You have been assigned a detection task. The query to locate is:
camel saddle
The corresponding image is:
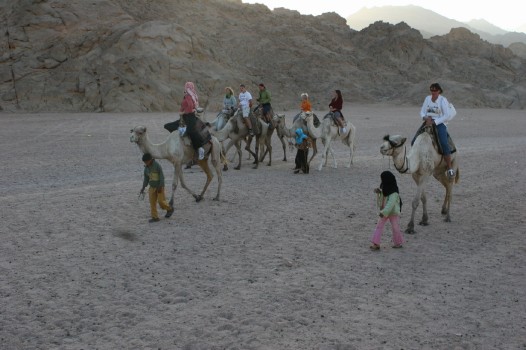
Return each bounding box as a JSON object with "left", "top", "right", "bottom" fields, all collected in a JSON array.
[
  {"left": 414, "top": 122, "right": 456, "bottom": 155},
  {"left": 323, "top": 111, "right": 344, "bottom": 122}
]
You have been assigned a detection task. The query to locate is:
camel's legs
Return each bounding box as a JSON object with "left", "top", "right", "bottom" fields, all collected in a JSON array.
[
  {"left": 346, "top": 129, "right": 355, "bottom": 168},
  {"left": 318, "top": 139, "right": 327, "bottom": 171},
  {"left": 260, "top": 137, "right": 272, "bottom": 166},
  {"left": 225, "top": 139, "right": 243, "bottom": 170},
  {"left": 329, "top": 144, "right": 337, "bottom": 168},
  {"left": 212, "top": 161, "right": 222, "bottom": 201},
  {"left": 174, "top": 161, "right": 199, "bottom": 201},
  {"left": 196, "top": 160, "right": 213, "bottom": 202},
  {"left": 169, "top": 163, "right": 180, "bottom": 206},
  {"left": 435, "top": 173, "right": 453, "bottom": 222},
  {"left": 407, "top": 174, "right": 430, "bottom": 234},
  {"left": 308, "top": 140, "right": 318, "bottom": 166},
  {"left": 419, "top": 188, "right": 429, "bottom": 226},
  {"left": 407, "top": 176, "right": 421, "bottom": 234},
  {"left": 253, "top": 136, "right": 260, "bottom": 169},
  {"left": 318, "top": 138, "right": 335, "bottom": 171},
  {"left": 244, "top": 135, "right": 259, "bottom": 168},
  {"left": 279, "top": 135, "right": 287, "bottom": 161}
]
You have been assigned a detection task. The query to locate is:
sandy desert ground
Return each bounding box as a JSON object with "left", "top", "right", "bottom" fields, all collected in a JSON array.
[{"left": 1, "top": 105, "right": 525, "bottom": 349}]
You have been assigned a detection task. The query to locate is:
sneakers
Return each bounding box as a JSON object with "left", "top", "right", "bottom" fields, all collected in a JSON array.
[
  {"left": 340, "top": 127, "right": 347, "bottom": 134},
  {"left": 165, "top": 208, "right": 174, "bottom": 218},
  {"left": 198, "top": 147, "right": 205, "bottom": 160},
  {"left": 178, "top": 126, "right": 186, "bottom": 136},
  {"left": 447, "top": 168, "right": 455, "bottom": 179},
  {"left": 148, "top": 218, "right": 160, "bottom": 223},
  {"left": 248, "top": 128, "right": 254, "bottom": 136}
]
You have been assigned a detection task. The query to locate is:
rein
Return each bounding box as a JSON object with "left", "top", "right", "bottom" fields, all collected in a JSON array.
[{"left": 389, "top": 140, "right": 409, "bottom": 173}]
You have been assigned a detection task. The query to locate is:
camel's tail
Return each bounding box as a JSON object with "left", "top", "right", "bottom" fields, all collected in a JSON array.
[
  {"left": 210, "top": 135, "right": 227, "bottom": 166},
  {"left": 342, "top": 122, "right": 356, "bottom": 148}
]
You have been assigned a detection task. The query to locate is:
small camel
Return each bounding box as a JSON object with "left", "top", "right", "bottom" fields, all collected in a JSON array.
[
  {"left": 380, "top": 128, "right": 460, "bottom": 234},
  {"left": 130, "top": 125, "right": 226, "bottom": 204},
  {"left": 252, "top": 106, "right": 288, "bottom": 163},
  {"left": 274, "top": 113, "right": 322, "bottom": 167},
  {"left": 304, "top": 112, "right": 356, "bottom": 171}
]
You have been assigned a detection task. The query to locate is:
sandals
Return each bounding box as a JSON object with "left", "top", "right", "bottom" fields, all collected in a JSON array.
[
  {"left": 369, "top": 244, "right": 380, "bottom": 251},
  {"left": 392, "top": 244, "right": 403, "bottom": 249}
]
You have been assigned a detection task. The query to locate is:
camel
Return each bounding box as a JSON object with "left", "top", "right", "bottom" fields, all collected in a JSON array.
[
  {"left": 251, "top": 106, "right": 288, "bottom": 162},
  {"left": 209, "top": 109, "right": 271, "bottom": 169},
  {"left": 304, "top": 112, "right": 356, "bottom": 171},
  {"left": 130, "top": 125, "right": 226, "bottom": 204},
  {"left": 380, "top": 128, "right": 460, "bottom": 234},
  {"left": 207, "top": 109, "right": 235, "bottom": 132},
  {"left": 274, "top": 113, "right": 323, "bottom": 167}
]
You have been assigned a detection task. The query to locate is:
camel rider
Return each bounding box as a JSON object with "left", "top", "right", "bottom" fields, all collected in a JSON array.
[
  {"left": 256, "top": 83, "right": 272, "bottom": 126},
  {"left": 419, "top": 82, "right": 455, "bottom": 179},
  {"left": 329, "top": 89, "right": 346, "bottom": 134},
  {"left": 222, "top": 87, "right": 237, "bottom": 117},
  {"left": 179, "top": 81, "right": 211, "bottom": 160},
  {"left": 238, "top": 84, "right": 254, "bottom": 136}
]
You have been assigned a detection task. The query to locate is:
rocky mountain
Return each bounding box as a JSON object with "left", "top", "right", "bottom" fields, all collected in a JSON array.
[
  {"left": 0, "top": 0, "right": 525, "bottom": 113},
  {"left": 347, "top": 5, "right": 526, "bottom": 49}
]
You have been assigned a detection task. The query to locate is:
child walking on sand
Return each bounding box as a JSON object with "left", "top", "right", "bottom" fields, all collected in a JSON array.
[
  {"left": 140, "top": 153, "right": 174, "bottom": 222},
  {"left": 370, "top": 170, "right": 404, "bottom": 250}
]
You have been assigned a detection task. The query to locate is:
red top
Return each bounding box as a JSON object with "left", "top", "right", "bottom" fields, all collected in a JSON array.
[
  {"left": 180, "top": 94, "right": 195, "bottom": 114},
  {"left": 329, "top": 97, "right": 342, "bottom": 111}
]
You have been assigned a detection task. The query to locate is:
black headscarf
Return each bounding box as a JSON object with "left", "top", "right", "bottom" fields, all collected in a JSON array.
[
  {"left": 380, "top": 171, "right": 398, "bottom": 195},
  {"left": 380, "top": 170, "right": 402, "bottom": 211}
]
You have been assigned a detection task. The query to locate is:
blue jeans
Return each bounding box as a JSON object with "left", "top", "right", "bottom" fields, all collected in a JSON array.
[
  {"left": 436, "top": 123, "right": 451, "bottom": 155},
  {"left": 262, "top": 103, "right": 271, "bottom": 117}
]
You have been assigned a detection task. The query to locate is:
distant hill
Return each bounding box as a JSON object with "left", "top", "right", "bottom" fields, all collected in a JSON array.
[
  {"left": 347, "top": 5, "right": 526, "bottom": 50},
  {"left": 0, "top": 0, "right": 525, "bottom": 112}
]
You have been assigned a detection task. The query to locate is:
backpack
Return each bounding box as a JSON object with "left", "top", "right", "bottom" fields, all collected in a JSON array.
[{"left": 448, "top": 103, "right": 456, "bottom": 121}]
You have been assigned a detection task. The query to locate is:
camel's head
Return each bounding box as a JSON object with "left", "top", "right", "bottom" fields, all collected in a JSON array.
[
  {"left": 302, "top": 111, "right": 313, "bottom": 120},
  {"left": 273, "top": 114, "right": 285, "bottom": 127},
  {"left": 130, "top": 125, "right": 147, "bottom": 144},
  {"left": 380, "top": 134, "right": 407, "bottom": 156}
]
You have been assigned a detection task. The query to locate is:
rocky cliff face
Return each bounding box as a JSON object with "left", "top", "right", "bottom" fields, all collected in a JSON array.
[{"left": 1, "top": 0, "right": 525, "bottom": 112}]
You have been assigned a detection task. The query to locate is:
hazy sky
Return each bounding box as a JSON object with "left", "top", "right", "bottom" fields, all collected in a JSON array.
[{"left": 243, "top": 0, "right": 524, "bottom": 32}]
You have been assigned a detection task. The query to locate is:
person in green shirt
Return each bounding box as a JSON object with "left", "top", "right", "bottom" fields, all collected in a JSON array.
[
  {"left": 256, "top": 83, "right": 272, "bottom": 125},
  {"left": 140, "top": 153, "right": 174, "bottom": 222}
]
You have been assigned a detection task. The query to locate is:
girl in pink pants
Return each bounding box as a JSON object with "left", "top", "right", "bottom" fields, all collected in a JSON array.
[{"left": 370, "top": 171, "right": 404, "bottom": 250}]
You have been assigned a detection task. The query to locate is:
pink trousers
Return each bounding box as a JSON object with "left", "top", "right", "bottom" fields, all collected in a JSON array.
[{"left": 371, "top": 215, "right": 404, "bottom": 246}]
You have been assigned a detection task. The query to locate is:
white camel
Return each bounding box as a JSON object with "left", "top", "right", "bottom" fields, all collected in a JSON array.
[
  {"left": 130, "top": 125, "right": 226, "bottom": 203},
  {"left": 380, "top": 128, "right": 459, "bottom": 234},
  {"left": 274, "top": 113, "right": 322, "bottom": 167},
  {"left": 304, "top": 112, "right": 356, "bottom": 171}
]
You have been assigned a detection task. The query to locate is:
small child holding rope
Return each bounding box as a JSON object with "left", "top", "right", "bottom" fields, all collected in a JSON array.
[
  {"left": 370, "top": 170, "right": 404, "bottom": 250},
  {"left": 140, "top": 153, "right": 174, "bottom": 222}
]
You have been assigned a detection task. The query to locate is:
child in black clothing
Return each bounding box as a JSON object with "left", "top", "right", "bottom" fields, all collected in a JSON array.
[{"left": 294, "top": 128, "right": 311, "bottom": 174}]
